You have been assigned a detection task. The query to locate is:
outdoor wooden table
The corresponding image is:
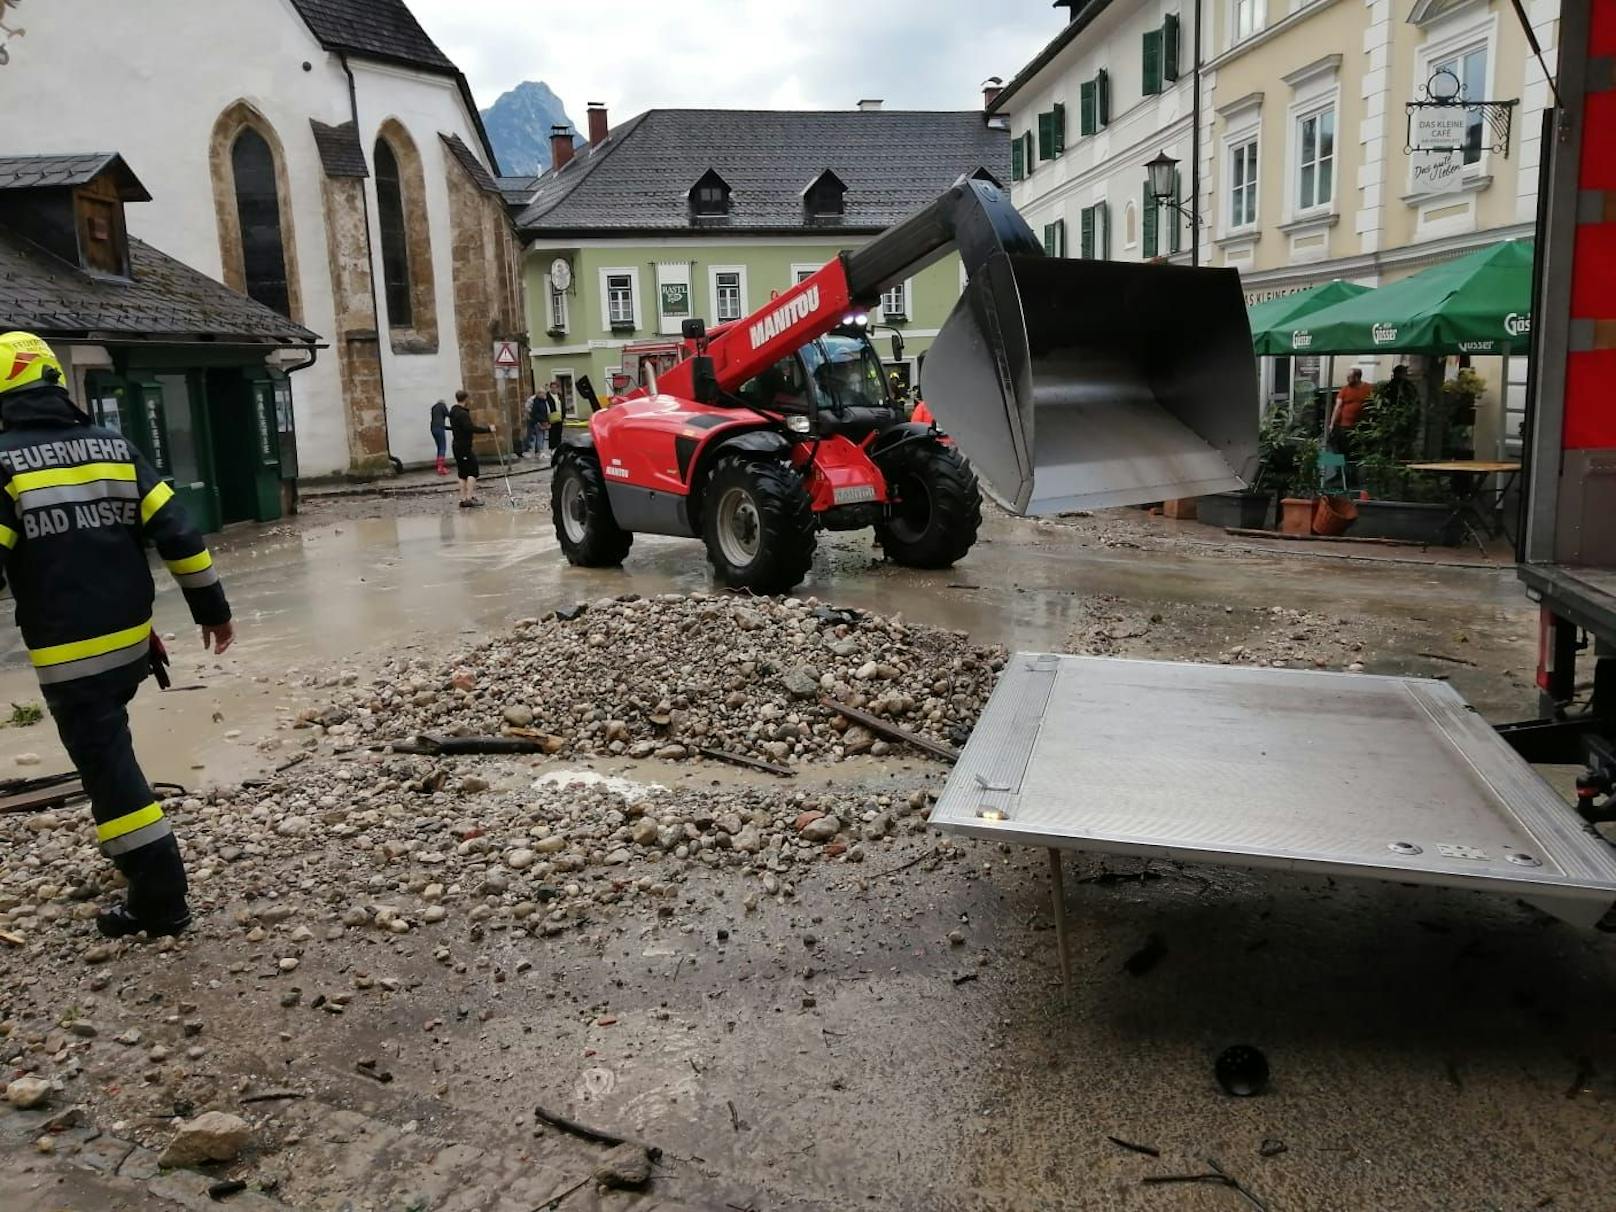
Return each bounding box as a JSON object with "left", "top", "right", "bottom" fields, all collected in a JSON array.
[{"left": 1405, "top": 460, "right": 1522, "bottom": 552}]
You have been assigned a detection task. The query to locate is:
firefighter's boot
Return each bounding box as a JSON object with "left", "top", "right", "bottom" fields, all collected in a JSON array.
[{"left": 97, "top": 832, "right": 191, "bottom": 938}]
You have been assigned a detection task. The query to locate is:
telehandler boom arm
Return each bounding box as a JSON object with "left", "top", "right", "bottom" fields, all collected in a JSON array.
[{"left": 660, "top": 177, "right": 1259, "bottom": 515}]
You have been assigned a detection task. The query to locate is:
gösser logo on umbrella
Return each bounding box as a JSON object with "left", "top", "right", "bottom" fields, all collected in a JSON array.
[{"left": 1245, "top": 239, "right": 1533, "bottom": 356}]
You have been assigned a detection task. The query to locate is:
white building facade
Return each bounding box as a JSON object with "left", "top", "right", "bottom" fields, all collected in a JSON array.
[
  {"left": 994, "top": 0, "right": 1560, "bottom": 455},
  {"left": 2, "top": 0, "right": 527, "bottom": 478},
  {"left": 994, "top": 1, "right": 1198, "bottom": 267}
]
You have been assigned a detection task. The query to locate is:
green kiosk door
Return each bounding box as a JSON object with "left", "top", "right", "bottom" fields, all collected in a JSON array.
[
  {"left": 206, "top": 369, "right": 283, "bottom": 524},
  {"left": 134, "top": 375, "right": 220, "bottom": 534}
]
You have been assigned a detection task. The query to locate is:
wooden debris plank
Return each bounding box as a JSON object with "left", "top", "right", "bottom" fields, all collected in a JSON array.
[{"left": 819, "top": 697, "right": 959, "bottom": 763}]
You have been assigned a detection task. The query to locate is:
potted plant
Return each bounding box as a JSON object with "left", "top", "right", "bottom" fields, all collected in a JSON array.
[
  {"left": 1279, "top": 437, "right": 1319, "bottom": 535},
  {"left": 1351, "top": 379, "right": 1463, "bottom": 544},
  {"left": 1199, "top": 457, "right": 1274, "bottom": 529},
  {"left": 1201, "top": 410, "right": 1292, "bottom": 530},
  {"left": 1436, "top": 367, "right": 1486, "bottom": 460}
]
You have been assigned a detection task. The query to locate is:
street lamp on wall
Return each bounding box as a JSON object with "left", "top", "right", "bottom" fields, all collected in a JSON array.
[
  {"left": 1145, "top": 152, "right": 1179, "bottom": 208},
  {"left": 1143, "top": 150, "right": 1203, "bottom": 267}
]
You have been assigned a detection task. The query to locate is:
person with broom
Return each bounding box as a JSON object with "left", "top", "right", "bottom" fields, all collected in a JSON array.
[{"left": 448, "top": 389, "right": 494, "bottom": 509}]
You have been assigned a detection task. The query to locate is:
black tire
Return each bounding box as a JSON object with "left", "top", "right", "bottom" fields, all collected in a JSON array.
[
  {"left": 700, "top": 455, "right": 816, "bottom": 593},
  {"left": 875, "top": 440, "right": 982, "bottom": 568},
  {"left": 552, "top": 448, "right": 633, "bottom": 567}
]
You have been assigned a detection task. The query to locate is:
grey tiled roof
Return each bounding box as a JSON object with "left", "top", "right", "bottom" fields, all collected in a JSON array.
[
  {"left": 0, "top": 229, "right": 319, "bottom": 347},
  {"left": 440, "top": 133, "right": 499, "bottom": 194},
  {"left": 310, "top": 120, "right": 369, "bottom": 178},
  {"left": 0, "top": 153, "right": 151, "bottom": 200},
  {"left": 516, "top": 109, "right": 1011, "bottom": 235},
  {"left": 286, "top": 0, "right": 454, "bottom": 72},
  {"left": 495, "top": 175, "right": 539, "bottom": 208}
]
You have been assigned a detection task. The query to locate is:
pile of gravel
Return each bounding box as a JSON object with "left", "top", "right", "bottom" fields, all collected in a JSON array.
[
  {"left": 307, "top": 593, "right": 1005, "bottom": 766},
  {"left": 0, "top": 754, "right": 948, "bottom": 955}
]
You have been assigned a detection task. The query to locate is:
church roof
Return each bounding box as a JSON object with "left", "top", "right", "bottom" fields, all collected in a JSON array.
[
  {"left": 286, "top": 0, "right": 502, "bottom": 175},
  {"left": 309, "top": 121, "right": 370, "bottom": 179},
  {"left": 440, "top": 133, "right": 500, "bottom": 194},
  {"left": 286, "top": 0, "right": 455, "bottom": 73}
]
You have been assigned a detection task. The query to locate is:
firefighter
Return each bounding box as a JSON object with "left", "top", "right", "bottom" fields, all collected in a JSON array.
[{"left": 0, "top": 332, "right": 234, "bottom": 939}]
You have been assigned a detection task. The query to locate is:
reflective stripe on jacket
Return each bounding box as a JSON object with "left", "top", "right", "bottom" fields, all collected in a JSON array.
[{"left": 0, "top": 385, "right": 230, "bottom": 688}]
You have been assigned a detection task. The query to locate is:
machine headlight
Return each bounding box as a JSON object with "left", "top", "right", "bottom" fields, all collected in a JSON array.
[{"left": 785, "top": 415, "right": 812, "bottom": 433}]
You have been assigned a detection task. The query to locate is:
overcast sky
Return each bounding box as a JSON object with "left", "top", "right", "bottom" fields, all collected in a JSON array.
[{"left": 410, "top": 1, "right": 1059, "bottom": 118}]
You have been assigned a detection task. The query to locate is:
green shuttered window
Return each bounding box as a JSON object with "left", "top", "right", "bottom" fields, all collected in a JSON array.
[
  {"left": 1142, "top": 183, "right": 1158, "bottom": 257},
  {"left": 1143, "top": 29, "right": 1163, "bottom": 96}
]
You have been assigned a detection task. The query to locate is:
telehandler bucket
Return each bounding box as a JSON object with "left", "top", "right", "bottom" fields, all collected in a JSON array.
[{"left": 921, "top": 253, "right": 1259, "bottom": 516}]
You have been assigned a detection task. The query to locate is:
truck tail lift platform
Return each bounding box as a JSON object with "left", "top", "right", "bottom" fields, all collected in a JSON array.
[
  {"left": 932, "top": 656, "right": 1616, "bottom": 977},
  {"left": 931, "top": 0, "right": 1616, "bottom": 970}
]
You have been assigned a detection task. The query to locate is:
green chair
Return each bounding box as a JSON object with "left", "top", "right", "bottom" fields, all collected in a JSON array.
[{"left": 1318, "top": 450, "right": 1350, "bottom": 494}]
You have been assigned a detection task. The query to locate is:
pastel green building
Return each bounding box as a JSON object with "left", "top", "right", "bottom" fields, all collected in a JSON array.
[{"left": 510, "top": 104, "right": 1010, "bottom": 414}]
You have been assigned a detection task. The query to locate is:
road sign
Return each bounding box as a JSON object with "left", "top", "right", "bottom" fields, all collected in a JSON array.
[{"left": 493, "top": 340, "right": 520, "bottom": 369}]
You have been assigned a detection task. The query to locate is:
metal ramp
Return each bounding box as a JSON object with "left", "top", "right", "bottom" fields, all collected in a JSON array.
[{"left": 931, "top": 654, "right": 1616, "bottom": 929}]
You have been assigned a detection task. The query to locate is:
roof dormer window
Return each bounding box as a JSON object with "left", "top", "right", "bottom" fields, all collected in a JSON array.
[
  {"left": 689, "top": 169, "right": 731, "bottom": 217},
  {"left": 74, "top": 182, "right": 130, "bottom": 277},
  {"left": 802, "top": 169, "right": 846, "bottom": 220},
  {"left": 0, "top": 154, "right": 146, "bottom": 278}
]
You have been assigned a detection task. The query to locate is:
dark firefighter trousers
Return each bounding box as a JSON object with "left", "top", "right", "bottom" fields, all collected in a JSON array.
[{"left": 45, "top": 673, "right": 189, "bottom": 926}]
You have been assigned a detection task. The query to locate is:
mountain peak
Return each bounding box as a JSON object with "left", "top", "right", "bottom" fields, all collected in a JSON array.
[{"left": 481, "top": 80, "right": 580, "bottom": 175}]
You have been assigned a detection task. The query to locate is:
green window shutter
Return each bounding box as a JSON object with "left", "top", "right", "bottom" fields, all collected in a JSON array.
[
  {"left": 1079, "top": 81, "right": 1096, "bottom": 138},
  {"left": 1080, "top": 207, "right": 1095, "bottom": 259},
  {"left": 1142, "top": 29, "right": 1163, "bottom": 96},
  {"left": 1100, "top": 202, "right": 1111, "bottom": 259},
  {"left": 1142, "top": 183, "right": 1159, "bottom": 257},
  {"left": 1163, "top": 15, "right": 1180, "bottom": 82},
  {"left": 1042, "top": 222, "right": 1055, "bottom": 256},
  {"left": 1097, "top": 69, "right": 1111, "bottom": 127},
  {"left": 1058, "top": 218, "right": 1068, "bottom": 257},
  {"left": 1037, "top": 111, "right": 1053, "bottom": 161},
  {"left": 1012, "top": 136, "right": 1024, "bottom": 181},
  {"left": 1052, "top": 102, "right": 1066, "bottom": 154},
  {"left": 1169, "top": 169, "right": 1183, "bottom": 254}
]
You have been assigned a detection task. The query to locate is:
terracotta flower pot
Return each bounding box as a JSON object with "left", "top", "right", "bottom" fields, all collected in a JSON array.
[
  {"left": 1279, "top": 497, "right": 1315, "bottom": 535},
  {"left": 1312, "top": 494, "right": 1359, "bottom": 537}
]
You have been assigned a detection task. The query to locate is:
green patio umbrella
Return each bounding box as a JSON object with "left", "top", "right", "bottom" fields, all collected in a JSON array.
[
  {"left": 1247, "top": 280, "right": 1372, "bottom": 355},
  {"left": 1283, "top": 240, "right": 1534, "bottom": 356}
]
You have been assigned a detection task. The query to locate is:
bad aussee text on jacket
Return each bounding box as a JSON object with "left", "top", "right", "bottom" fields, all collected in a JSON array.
[{"left": 0, "top": 385, "right": 230, "bottom": 688}]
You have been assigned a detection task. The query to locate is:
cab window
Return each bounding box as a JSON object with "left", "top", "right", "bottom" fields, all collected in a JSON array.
[{"left": 736, "top": 355, "right": 811, "bottom": 413}]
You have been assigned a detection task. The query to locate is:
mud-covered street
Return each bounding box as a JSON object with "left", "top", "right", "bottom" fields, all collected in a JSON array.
[{"left": 3, "top": 483, "right": 1611, "bottom": 1212}]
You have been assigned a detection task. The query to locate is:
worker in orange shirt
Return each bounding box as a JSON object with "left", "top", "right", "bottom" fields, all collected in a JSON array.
[{"left": 1328, "top": 368, "right": 1373, "bottom": 454}]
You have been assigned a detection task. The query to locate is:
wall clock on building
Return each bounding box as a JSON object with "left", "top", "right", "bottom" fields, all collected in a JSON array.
[{"left": 550, "top": 258, "right": 572, "bottom": 291}]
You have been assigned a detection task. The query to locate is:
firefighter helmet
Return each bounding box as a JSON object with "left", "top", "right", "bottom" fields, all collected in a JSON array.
[{"left": 0, "top": 331, "right": 64, "bottom": 397}]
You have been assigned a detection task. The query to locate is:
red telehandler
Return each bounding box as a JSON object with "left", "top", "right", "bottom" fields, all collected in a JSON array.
[{"left": 552, "top": 177, "right": 1258, "bottom": 593}]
